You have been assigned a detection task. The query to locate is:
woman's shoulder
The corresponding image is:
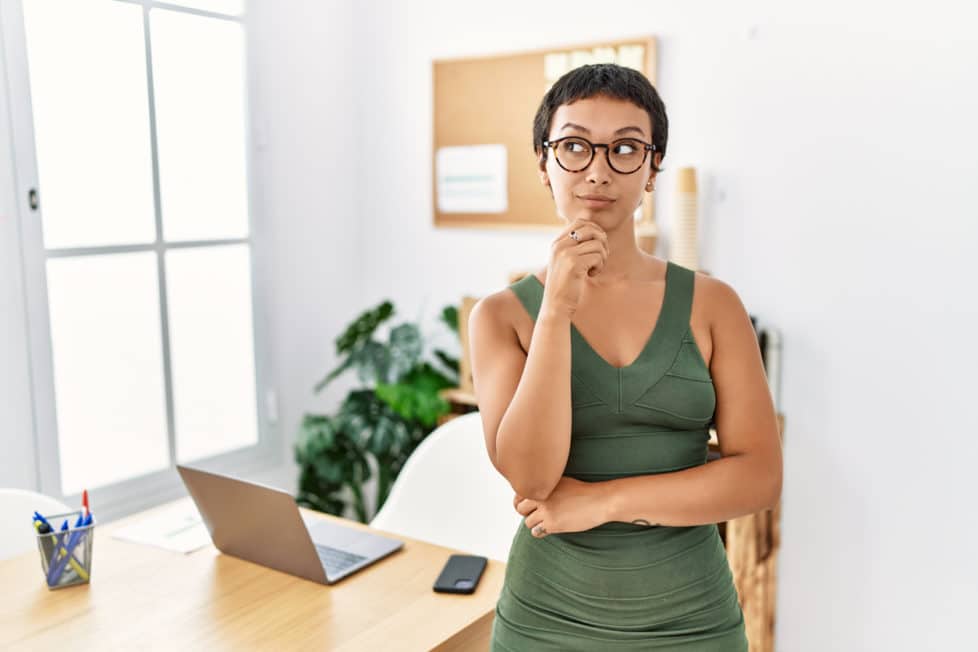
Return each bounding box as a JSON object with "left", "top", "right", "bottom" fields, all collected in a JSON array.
[
  {"left": 688, "top": 271, "right": 755, "bottom": 357},
  {"left": 471, "top": 271, "right": 548, "bottom": 352},
  {"left": 692, "top": 271, "right": 745, "bottom": 314},
  {"left": 471, "top": 273, "right": 542, "bottom": 329}
]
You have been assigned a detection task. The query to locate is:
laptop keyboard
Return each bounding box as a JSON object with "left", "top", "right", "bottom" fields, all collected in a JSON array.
[{"left": 315, "top": 544, "right": 367, "bottom": 576}]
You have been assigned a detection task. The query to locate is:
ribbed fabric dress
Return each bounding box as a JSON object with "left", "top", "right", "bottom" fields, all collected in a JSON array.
[{"left": 489, "top": 260, "right": 748, "bottom": 651}]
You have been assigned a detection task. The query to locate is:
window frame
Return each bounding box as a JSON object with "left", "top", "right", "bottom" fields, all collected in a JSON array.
[{"left": 0, "top": 0, "right": 280, "bottom": 522}]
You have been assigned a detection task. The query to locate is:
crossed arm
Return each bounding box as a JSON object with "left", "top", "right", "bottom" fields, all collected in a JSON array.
[
  {"left": 599, "top": 447, "right": 781, "bottom": 527},
  {"left": 513, "top": 276, "right": 783, "bottom": 532}
]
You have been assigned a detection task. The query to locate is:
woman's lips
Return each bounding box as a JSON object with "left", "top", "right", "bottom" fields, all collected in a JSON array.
[{"left": 578, "top": 195, "right": 615, "bottom": 208}]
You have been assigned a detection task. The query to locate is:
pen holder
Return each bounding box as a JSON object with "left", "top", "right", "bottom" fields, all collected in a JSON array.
[{"left": 36, "top": 510, "right": 95, "bottom": 590}]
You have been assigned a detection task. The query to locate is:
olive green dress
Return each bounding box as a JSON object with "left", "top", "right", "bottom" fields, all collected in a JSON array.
[{"left": 490, "top": 260, "right": 748, "bottom": 651}]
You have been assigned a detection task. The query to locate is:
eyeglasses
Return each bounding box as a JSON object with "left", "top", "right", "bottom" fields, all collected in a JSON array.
[{"left": 542, "top": 136, "right": 656, "bottom": 174}]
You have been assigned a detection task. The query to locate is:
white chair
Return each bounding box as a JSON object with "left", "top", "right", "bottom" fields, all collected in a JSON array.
[
  {"left": 370, "top": 411, "right": 523, "bottom": 562},
  {"left": 0, "top": 489, "right": 71, "bottom": 561}
]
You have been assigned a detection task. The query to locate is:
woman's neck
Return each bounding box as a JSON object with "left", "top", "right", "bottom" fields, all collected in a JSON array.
[{"left": 586, "top": 228, "right": 659, "bottom": 287}]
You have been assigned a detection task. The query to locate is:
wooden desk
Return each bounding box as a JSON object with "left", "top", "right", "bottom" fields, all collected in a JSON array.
[{"left": 0, "top": 498, "right": 505, "bottom": 651}]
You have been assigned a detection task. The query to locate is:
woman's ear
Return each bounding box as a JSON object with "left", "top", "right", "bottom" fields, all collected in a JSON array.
[
  {"left": 539, "top": 169, "right": 554, "bottom": 199},
  {"left": 650, "top": 152, "right": 662, "bottom": 178},
  {"left": 536, "top": 148, "right": 548, "bottom": 175},
  {"left": 646, "top": 153, "right": 662, "bottom": 191}
]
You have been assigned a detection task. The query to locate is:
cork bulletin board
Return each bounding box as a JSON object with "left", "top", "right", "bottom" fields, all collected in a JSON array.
[{"left": 432, "top": 36, "right": 658, "bottom": 231}]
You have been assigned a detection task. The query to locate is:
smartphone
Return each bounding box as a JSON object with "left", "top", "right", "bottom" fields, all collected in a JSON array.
[{"left": 432, "top": 554, "right": 487, "bottom": 594}]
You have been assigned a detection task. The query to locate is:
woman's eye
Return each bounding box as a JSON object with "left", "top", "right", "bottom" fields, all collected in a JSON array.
[
  {"left": 563, "top": 142, "right": 585, "bottom": 153},
  {"left": 614, "top": 143, "right": 637, "bottom": 154}
]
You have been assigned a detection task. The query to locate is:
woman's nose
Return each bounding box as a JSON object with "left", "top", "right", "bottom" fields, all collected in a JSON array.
[{"left": 584, "top": 153, "right": 613, "bottom": 184}]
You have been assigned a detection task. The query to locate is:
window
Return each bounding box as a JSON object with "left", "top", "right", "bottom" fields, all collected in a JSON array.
[{"left": 1, "top": 0, "right": 275, "bottom": 518}]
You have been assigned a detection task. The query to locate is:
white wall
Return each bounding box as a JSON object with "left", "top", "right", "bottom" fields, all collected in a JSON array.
[
  {"left": 346, "top": 1, "right": 977, "bottom": 650},
  {"left": 245, "top": 0, "right": 363, "bottom": 493}
]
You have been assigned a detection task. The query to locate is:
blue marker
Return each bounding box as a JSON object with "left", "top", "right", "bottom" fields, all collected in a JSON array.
[
  {"left": 58, "top": 520, "right": 69, "bottom": 551},
  {"left": 33, "top": 511, "right": 52, "bottom": 529},
  {"left": 47, "top": 520, "right": 84, "bottom": 586},
  {"left": 44, "top": 522, "right": 69, "bottom": 585}
]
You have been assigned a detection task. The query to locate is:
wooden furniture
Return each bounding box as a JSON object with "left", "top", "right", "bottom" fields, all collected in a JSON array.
[
  {"left": 433, "top": 36, "right": 658, "bottom": 231},
  {"left": 714, "top": 413, "right": 785, "bottom": 652},
  {"left": 0, "top": 498, "right": 505, "bottom": 651}
]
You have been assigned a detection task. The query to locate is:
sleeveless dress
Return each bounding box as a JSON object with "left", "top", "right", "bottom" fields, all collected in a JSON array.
[{"left": 489, "top": 260, "right": 749, "bottom": 651}]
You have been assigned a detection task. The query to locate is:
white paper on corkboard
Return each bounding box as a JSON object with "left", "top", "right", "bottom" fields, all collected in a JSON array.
[{"left": 436, "top": 144, "right": 508, "bottom": 213}]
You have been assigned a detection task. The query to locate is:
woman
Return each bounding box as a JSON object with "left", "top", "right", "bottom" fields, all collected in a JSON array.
[{"left": 468, "top": 63, "right": 783, "bottom": 650}]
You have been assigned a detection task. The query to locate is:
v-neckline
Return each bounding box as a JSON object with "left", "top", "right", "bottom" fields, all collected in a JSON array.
[{"left": 528, "top": 261, "right": 674, "bottom": 371}]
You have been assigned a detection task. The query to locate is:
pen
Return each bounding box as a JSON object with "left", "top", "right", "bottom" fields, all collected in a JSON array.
[
  {"left": 33, "top": 511, "right": 60, "bottom": 566},
  {"left": 33, "top": 511, "right": 51, "bottom": 529},
  {"left": 33, "top": 518, "right": 55, "bottom": 561},
  {"left": 52, "top": 521, "right": 70, "bottom": 584},
  {"left": 43, "top": 521, "right": 69, "bottom": 586},
  {"left": 34, "top": 512, "right": 70, "bottom": 563},
  {"left": 46, "top": 518, "right": 90, "bottom": 586}
]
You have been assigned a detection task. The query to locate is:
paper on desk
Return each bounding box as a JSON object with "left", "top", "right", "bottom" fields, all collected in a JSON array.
[{"left": 111, "top": 501, "right": 212, "bottom": 553}]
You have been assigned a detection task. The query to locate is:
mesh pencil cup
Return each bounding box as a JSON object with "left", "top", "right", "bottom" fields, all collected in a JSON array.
[{"left": 36, "top": 510, "right": 95, "bottom": 589}]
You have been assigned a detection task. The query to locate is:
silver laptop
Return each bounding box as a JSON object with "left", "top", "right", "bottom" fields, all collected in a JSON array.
[{"left": 176, "top": 465, "right": 403, "bottom": 584}]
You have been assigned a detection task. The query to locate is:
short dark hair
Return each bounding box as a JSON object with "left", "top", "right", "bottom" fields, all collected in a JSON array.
[{"left": 532, "top": 63, "right": 668, "bottom": 174}]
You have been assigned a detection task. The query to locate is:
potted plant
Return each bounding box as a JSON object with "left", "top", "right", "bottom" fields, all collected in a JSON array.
[{"left": 294, "top": 300, "right": 461, "bottom": 522}]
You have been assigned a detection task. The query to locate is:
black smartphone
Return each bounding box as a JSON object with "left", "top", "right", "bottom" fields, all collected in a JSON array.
[{"left": 432, "top": 554, "right": 487, "bottom": 594}]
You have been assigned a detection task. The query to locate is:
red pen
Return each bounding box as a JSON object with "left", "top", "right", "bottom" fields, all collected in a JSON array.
[{"left": 82, "top": 489, "right": 89, "bottom": 517}]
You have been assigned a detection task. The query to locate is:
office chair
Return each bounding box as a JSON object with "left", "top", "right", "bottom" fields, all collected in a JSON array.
[
  {"left": 0, "top": 489, "right": 71, "bottom": 561},
  {"left": 369, "top": 411, "right": 522, "bottom": 562}
]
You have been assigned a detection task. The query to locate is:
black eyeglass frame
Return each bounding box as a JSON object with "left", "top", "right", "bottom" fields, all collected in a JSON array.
[{"left": 541, "top": 136, "right": 657, "bottom": 174}]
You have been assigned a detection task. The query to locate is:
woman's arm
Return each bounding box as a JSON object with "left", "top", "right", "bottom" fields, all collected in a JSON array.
[
  {"left": 600, "top": 276, "right": 783, "bottom": 527},
  {"left": 469, "top": 291, "right": 573, "bottom": 502}
]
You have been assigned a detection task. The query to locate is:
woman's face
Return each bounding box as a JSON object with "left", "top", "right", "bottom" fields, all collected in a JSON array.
[{"left": 539, "top": 95, "right": 660, "bottom": 228}]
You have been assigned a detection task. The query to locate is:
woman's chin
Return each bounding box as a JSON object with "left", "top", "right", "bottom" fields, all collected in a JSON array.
[{"left": 575, "top": 209, "right": 624, "bottom": 225}]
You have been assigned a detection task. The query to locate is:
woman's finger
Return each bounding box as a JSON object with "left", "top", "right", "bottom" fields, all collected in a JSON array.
[
  {"left": 553, "top": 222, "right": 608, "bottom": 251},
  {"left": 515, "top": 498, "right": 537, "bottom": 516},
  {"left": 527, "top": 517, "right": 548, "bottom": 538}
]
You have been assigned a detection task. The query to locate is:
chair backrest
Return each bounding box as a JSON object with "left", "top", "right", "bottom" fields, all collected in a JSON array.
[
  {"left": 369, "top": 411, "right": 522, "bottom": 562},
  {"left": 0, "top": 489, "right": 71, "bottom": 561}
]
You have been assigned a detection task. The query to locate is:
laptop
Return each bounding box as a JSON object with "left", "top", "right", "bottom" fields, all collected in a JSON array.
[{"left": 176, "top": 465, "right": 404, "bottom": 584}]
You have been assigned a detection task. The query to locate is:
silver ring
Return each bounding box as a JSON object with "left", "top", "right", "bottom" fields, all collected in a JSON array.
[
  {"left": 569, "top": 231, "right": 580, "bottom": 241},
  {"left": 532, "top": 524, "right": 547, "bottom": 536}
]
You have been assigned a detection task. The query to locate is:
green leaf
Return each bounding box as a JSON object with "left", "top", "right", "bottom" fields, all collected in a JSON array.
[
  {"left": 335, "top": 300, "right": 395, "bottom": 355},
  {"left": 403, "top": 361, "right": 455, "bottom": 392},
  {"left": 353, "top": 340, "right": 391, "bottom": 386},
  {"left": 388, "top": 323, "right": 422, "bottom": 381},
  {"left": 374, "top": 362, "right": 452, "bottom": 428},
  {"left": 432, "top": 349, "right": 459, "bottom": 375},
  {"left": 441, "top": 305, "right": 458, "bottom": 333},
  {"left": 313, "top": 355, "right": 353, "bottom": 394},
  {"left": 368, "top": 416, "right": 395, "bottom": 454},
  {"left": 315, "top": 300, "right": 395, "bottom": 392}
]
